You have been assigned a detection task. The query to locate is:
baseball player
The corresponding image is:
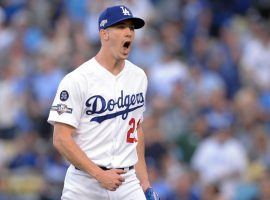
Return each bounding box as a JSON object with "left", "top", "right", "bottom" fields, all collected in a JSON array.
[{"left": 48, "top": 5, "right": 159, "bottom": 200}]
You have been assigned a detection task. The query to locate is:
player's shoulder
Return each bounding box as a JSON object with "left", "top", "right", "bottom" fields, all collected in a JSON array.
[
  {"left": 63, "top": 58, "right": 96, "bottom": 82},
  {"left": 71, "top": 58, "right": 97, "bottom": 75},
  {"left": 125, "top": 60, "right": 147, "bottom": 78}
]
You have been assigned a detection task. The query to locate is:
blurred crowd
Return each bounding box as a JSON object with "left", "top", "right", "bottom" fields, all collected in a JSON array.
[{"left": 0, "top": 0, "right": 270, "bottom": 200}]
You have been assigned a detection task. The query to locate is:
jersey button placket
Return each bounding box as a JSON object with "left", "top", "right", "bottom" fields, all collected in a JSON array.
[{"left": 111, "top": 78, "right": 118, "bottom": 167}]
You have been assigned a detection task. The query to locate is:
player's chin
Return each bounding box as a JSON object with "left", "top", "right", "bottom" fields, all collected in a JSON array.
[
  {"left": 119, "top": 52, "right": 129, "bottom": 60},
  {"left": 120, "top": 48, "right": 131, "bottom": 59}
]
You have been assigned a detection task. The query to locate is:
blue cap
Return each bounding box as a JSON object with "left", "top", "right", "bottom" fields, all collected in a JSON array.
[{"left": 98, "top": 5, "right": 145, "bottom": 30}]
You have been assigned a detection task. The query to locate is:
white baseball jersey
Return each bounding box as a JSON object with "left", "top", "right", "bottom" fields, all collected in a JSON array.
[{"left": 48, "top": 58, "right": 147, "bottom": 168}]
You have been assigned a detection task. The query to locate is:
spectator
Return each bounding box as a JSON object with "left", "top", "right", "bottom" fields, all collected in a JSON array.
[{"left": 191, "top": 118, "right": 248, "bottom": 199}]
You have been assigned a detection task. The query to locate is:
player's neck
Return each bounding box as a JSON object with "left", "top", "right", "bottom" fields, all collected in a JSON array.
[{"left": 95, "top": 49, "right": 125, "bottom": 76}]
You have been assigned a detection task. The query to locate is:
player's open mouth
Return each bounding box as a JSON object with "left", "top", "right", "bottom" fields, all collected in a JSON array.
[{"left": 123, "top": 41, "right": 131, "bottom": 49}]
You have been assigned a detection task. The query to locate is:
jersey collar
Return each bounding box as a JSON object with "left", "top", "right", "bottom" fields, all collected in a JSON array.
[{"left": 93, "top": 58, "right": 127, "bottom": 79}]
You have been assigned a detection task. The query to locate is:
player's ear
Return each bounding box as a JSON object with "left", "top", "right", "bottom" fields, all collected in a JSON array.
[{"left": 100, "top": 29, "right": 109, "bottom": 41}]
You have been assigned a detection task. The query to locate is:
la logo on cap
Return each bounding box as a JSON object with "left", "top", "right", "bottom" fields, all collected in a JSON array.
[{"left": 120, "top": 6, "right": 130, "bottom": 16}]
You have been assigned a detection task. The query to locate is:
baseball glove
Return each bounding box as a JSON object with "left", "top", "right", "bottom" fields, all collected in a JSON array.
[{"left": 145, "top": 187, "right": 160, "bottom": 200}]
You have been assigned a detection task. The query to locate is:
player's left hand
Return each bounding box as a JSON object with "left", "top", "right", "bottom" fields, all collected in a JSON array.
[{"left": 145, "top": 187, "right": 160, "bottom": 200}]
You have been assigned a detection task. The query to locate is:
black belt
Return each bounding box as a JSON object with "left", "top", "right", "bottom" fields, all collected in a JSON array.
[{"left": 75, "top": 165, "right": 134, "bottom": 171}]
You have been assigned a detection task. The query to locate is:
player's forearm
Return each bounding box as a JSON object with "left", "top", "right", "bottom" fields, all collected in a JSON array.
[
  {"left": 135, "top": 156, "right": 150, "bottom": 191},
  {"left": 53, "top": 125, "right": 103, "bottom": 179},
  {"left": 135, "top": 126, "right": 151, "bottom": 191}
]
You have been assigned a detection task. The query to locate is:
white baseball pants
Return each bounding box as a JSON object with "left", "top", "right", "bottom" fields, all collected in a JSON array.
[{"left": 61, "top": 166, "right": 146, "bottom": 200}]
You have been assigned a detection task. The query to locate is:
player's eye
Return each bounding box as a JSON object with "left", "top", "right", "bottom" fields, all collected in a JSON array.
[{"left": 129, "top": 25, "right": 135, "bottom": 31}]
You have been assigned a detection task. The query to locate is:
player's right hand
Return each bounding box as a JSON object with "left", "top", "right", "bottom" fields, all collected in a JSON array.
[{"left": 95, "top": 169, "right": 126, "bottom": 191}]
